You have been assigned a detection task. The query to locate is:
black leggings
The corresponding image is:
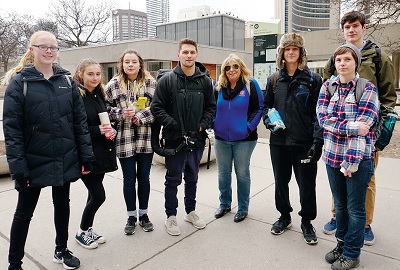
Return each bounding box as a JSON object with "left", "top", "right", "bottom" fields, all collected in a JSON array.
[
  {"left": 79, "top": 173, "right": 106, "bottom": 230},
  {"left": 8, "top": 182, "right": 71, "bottom": 269}
]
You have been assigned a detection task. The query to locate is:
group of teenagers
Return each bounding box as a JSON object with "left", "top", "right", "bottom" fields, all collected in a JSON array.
[{"left": 2, "top": 10, "right": 397, "bottom": 270}]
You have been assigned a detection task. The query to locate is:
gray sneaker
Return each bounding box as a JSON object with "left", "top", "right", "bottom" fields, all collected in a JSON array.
[
  {"left": 165, "top": 216, "right": 180, "bottom": 236},
  {"left": 331, "top": 256, "right": 360, "bottom": 270},
  {"left": 184, "top": 211, "right": 206, "bottom": 229},
  {"left": 124, "top": 216, "right": 137, "bottom": 235}
]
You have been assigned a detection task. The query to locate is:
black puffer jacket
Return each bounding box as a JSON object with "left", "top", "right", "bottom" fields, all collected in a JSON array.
[
  {"left": 151, "top": 62, "right": 216, "bottom": 142},
  {"left": 263, "top": 66, "right": 323, "bottom": 147},
  {"left": 80, "top": 86, "right": 118, "bottom": 174},
  {"left": 3, "top": 66, "right": 95, "bottom": 187}
]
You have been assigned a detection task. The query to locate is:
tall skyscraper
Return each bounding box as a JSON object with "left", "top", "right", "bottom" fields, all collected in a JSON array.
[
  {"left": 112, "top": 9, "right": 148, "bottom": 41},
  {"left": 275, "top": 0, "right": 339, "bottom": 33},
  {"left": 146, "top": 0, "right": 170, "bottom": 37}
]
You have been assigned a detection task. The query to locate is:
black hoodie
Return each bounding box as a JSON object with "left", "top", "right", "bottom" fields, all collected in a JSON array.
[{"left": 151, "top": 62, "right": 216, "bottom": 143}]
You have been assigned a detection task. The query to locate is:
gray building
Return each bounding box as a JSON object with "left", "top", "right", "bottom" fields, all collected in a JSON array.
[
  {"left": 156, "top": 14, "right": 246, "bottom": 50},
  {"left": 146, "top": 0, "right": 170, "bottom": 37},
  {"left": 112, "top": 9, "right": 148, "bottom": 41},
  {"left": 275, "top": 0, "right": 340, "bottom": 33}
]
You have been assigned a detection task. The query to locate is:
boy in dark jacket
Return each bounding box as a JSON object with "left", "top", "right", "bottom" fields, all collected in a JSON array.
[
  {"left": 151, "top": 38, "right": 216, "bottom": 236},
  {"left": 263, "top": 33, "right": 323, "bottom": 245}
]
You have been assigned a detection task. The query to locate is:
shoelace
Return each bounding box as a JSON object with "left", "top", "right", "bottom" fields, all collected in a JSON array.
[
  {"left": 168, "top": 219, "right": 178, "bottom": 226},
  {"left": 337, "top": 256, "right": 354, "bottom": 267},
  {"left": 190, "top": 213, "right": 199, "bottom": 221},
  {"left": 303, "top": 224, "right": 316, "bottom": 234},
  {"left": 81, "top": 233, "right": 94, "bottom": 244},
  {"left": 88, "top": 228, "right": 100, "bottom": 239}
]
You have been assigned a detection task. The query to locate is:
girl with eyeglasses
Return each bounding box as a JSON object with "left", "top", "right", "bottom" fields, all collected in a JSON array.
[
  {"left": 212, "top": 53, "right": 264, "bottom": 223},
  {"left": 1, "top": 30, "right": 95, "bottom": 270}
]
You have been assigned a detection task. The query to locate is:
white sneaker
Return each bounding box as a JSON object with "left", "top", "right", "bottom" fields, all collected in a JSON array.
[
  {"left": 165, "top": 216, "right": 180, "bottom": 236},
  {"left": 184, "top": 211, "right": 206, "bottom": 229}
]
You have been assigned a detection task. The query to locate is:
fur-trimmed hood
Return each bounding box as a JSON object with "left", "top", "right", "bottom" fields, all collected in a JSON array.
[{"left": 276, "top": 33, "right": 307, "bottom": 70}]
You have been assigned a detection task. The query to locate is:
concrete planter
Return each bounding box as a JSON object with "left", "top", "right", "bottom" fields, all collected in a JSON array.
[{"left": 0, "top": 140, "right": 9, "bottom": 175}]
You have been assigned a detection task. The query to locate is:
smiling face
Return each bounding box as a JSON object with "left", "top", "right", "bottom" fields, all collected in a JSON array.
[
  {"left": 122, "top": 53, "right": 141, "bottom": 80},
  {"left": 80, "top": 64, "right": 102, "bottom": 91},
  {"left": 30, "top": 32, "right": 58, "bottom": 67},
  {"left": 283, "top": 46, "right": 300, "bottom": 65},
  {"left": 224, "top": 61, "right": 241, "bottom": 85}
]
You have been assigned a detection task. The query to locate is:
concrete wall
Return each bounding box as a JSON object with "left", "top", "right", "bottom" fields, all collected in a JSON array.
[{"left": 57, "top": 37, "right": 253, "bottom": 79}]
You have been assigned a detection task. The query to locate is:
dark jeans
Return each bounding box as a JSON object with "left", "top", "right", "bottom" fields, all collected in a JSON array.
[
  {"left": 119, "top": 153, "right": 154, "bottom": 215},
  {"left": 8, "top": 182, "right": 71, "bottom": 269},
  {"left": 326, "top": 159, "right": 374, "bottom": 259},
  {"left": 270, "top": 145, "right": 317, "bottom": 223},
  {"left": 164, "top": 145, "right": 204, "bottom": 217},
  {"left": 80, "top": 173, "right": 106, "bottom": 230}
]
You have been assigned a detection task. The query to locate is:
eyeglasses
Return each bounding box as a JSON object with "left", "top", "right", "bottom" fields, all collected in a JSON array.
[
  {"left": 32, "top": 45, "right": 59, "bottom": 52},
  {"left": 224, "top": 64, "right": 239, "bottom": 71}
]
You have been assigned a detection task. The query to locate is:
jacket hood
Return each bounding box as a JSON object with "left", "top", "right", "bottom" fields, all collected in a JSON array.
[
  {"left": 276, "top": 33, "right": 307, "bottom": 70},
  {"left": 173, "top": 61, "right": 209, "bottom": 79},
  {"left": 20, "top": 64, "right": 71, "bottom": 81}
]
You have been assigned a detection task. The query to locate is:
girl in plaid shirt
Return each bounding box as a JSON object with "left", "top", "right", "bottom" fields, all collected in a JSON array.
[
  {"left": 105, "top": 50, "right": 156, "bottom": 235},
  {"left": 317, "top": 44, "right": 379, "bottom": 270}
]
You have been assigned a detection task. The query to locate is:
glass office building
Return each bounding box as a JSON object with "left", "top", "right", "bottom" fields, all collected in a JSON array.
[
  {"left": 156, "top": 14, "right": 245, "bottom": 50},
  {"left": 146, "top": 0, "right": 170, "bottom": 37}
]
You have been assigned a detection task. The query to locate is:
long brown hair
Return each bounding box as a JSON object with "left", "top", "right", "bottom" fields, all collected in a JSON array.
[
  {"left": 72, "top": 58, "right": 105, "bottom": 98},
  {"left": 111, "top": 49, "right": 153, "bottom": 96}
]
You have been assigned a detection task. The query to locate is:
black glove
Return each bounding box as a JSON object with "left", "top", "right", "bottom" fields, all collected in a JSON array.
[
  {"left": 15, "top": 177, "right": 30, "bottom": 191},
  {"left": 306, "top": 143, "right": 323, "bottom": 163},
  {"left": 263, "top": 118, "right": 283, "bottom": 135}
]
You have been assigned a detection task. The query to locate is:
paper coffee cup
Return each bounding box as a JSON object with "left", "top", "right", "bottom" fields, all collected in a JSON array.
[{"left": 98, "top": 112, "right": 111, "bottom": 125}]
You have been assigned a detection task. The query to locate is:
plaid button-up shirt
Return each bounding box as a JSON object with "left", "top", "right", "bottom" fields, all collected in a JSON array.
[
  {"left": 317, "top": 76, "right": 380, "bottom": 172},
  {"left": 105, "top": 77, "right": 156, "bottom": 158}
]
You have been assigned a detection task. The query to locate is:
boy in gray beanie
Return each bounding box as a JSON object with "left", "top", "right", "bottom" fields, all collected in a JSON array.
[{"left": 262, "top": 33, "right": 323, "bottom": 245}]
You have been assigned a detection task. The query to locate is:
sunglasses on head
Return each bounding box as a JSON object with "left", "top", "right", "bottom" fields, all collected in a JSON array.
[{"left": 224, "top": 64, "right": 239, "bottom": 71}]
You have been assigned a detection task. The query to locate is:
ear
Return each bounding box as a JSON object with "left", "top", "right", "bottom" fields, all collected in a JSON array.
[{"left": 362, "top": 24, "right": 366, "bottom": 30}]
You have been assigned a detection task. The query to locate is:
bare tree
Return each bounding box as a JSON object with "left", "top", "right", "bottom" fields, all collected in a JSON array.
[
  {"left": 334, "top": 0, "right": 400, "bottom": 52},
  {"left": 49, "top": 0, "right": 115, "bottom": 47},
  {"left": 34, "top": 19, "right": 58, "bottom": 34},
  {"left": 0, "top": 12, "right": 33, "bottom": 72}
]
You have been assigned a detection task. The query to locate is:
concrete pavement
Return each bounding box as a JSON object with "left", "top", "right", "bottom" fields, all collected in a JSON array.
[{"left": 1, "top": 138, "right": 400, "bottom": 269}]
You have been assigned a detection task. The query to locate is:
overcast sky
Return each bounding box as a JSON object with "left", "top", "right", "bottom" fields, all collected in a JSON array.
[{"left": 0, "top": 0, "right": 275, "bottom": 22}]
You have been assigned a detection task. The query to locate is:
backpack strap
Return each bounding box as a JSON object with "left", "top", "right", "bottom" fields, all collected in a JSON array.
[
  {"left": 329, "top": 55, "right": 335, "bottom": 76},
  {"left": 354, "top": 78, "right": 369, "bottom": 103},
  {"left": 372, "top": 47, "right": 381, "bottom": 88}
]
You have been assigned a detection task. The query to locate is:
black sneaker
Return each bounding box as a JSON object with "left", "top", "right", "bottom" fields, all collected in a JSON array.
[
  {"left": 301, "top": 223, "right": 318, "bottom": 245},
  {"left": 271, "top": 217, "right": 292, "bottom": 235},
  {"left": 124, "top": 216, "right": 137, "bottom": 235},
  {"left": 53, "top": 248, "right": 80, "bottom": 269},
  {"left": 331, "top": 255, "right": 360, "bottom": 270},
  {"left": 75, "top": 231, "right": 98, "bottom": 249},
  {"left": 139, "top": 214, "right": 154, "bottom": 232}
]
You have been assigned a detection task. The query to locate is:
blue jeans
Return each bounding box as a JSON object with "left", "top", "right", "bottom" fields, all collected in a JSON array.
[
  {"left": 164, "top": 145, "right": 204, "bottom": 217},
  {"left": 119, "top": 153, "right": 154, "bottom": 215},
  {"left": 214, "top": 139, "right": 257, "bottom": 213},
  {"left": 326, "top": 159, "right": 374, "bottom": 259}
]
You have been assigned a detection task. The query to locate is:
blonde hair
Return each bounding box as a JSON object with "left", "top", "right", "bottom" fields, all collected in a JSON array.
[
  {"left": 1, "top": 31, "right": 57, "bottom": 85},
  {"left": 111, "top": 49, "right": 155, "bottom": 96},
  {"left": 72, "top": 58, "right": 106, "bottom": 98},
  {"left": 215, "top": 54, "right": 251, "bottom": 93}
]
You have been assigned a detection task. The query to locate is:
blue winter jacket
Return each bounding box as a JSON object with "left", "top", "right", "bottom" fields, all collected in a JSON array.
[{"left": 213, "top": 79, "right": 263, "bottom": 141}]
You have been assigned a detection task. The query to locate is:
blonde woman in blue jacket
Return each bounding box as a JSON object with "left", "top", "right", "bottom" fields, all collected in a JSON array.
[{"left": 213, "top": 53, "right": 263, "bottom": 223}]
